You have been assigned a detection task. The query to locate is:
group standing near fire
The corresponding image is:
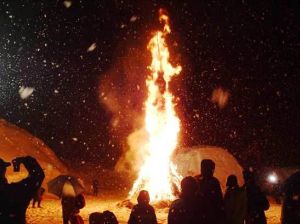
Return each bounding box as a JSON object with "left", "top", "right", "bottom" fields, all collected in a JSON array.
[{"left": 0, "top": 155, "right": 299, "bottom": 224}]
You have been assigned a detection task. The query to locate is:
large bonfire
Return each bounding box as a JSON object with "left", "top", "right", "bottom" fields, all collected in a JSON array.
[{"left": 129, "top": 10, "right": 182, "bottom": 202}]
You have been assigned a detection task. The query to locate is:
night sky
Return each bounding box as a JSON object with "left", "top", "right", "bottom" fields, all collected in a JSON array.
[{"left": 0, "top": 1, "right": 299, "bottom": 169}]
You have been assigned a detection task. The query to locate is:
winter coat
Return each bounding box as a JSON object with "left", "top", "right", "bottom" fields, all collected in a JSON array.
[
  {"left": 168, "top": 197, "right": 199, "bottom": 224},
  {"left": 245, "top": 184, "right": 269, "bottom": 224},
  {"left": 128, "top": 203, "right": 157, "bottom": 224},
  {"left": 195, "top": 175, "right": 225, "bottom": 224},
  {"left": 224, "top": 186, "right": 247, "bottom": 224},
  {"left": 62, "top": 194, "right": 85, "bottom": 224},
  {"left": 281, "top": 171, "right": 300, "bottom": 224}
]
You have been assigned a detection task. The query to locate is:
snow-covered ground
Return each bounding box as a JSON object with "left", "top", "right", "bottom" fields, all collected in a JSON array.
[{"left": 27, "top": 196, "right": 281, "bottom": 224}]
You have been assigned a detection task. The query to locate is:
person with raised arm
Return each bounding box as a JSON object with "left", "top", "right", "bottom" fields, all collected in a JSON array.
[{"left": 0, "top": 156, "right": 45, "bottom": 224}]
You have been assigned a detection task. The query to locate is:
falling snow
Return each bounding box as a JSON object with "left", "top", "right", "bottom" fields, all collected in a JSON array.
[
  {"left": 0, "top": 0, "right": 299, "bottom": 171},
  {"left": 87, "top": 43, "right": 97, "bottom": 52},
  {"left": 18, "top": 86, "right": 34, "bottom": 99},
  {"left": 63, "top": 1, "right": 72, "bottom": 9}
]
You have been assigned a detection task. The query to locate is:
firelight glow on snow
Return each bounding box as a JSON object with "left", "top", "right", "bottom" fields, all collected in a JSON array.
[{"left": 129, "top": 9, "right": 182, "bottom": 202}]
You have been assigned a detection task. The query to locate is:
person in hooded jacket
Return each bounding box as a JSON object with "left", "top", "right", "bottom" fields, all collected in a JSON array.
[{"left": 128, "top": 190, "right": 157, "bottom": 224}]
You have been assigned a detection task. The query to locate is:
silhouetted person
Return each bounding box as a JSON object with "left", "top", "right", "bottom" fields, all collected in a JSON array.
[
  {"left": 62, "top": 195, "right": 76, "bottom": 224},
  {"left": 62, "top": 193, "right": 85, "bottom": 224},
  {"left": 128, "top": 190, "right": 157, "bottom": 224},
  {"left": 32, "top": 187, "right": 45, "bottom": 208},
  {"left": 168, "top": 176, "right": 199, "bottom": 224},
  {"left": 195, "top": 159, "right": 225, "bottom": 224},
  {"left": 89, "top": 211, "right": 118, "bottom": 224},
  {"left": 90, "top": 212, "right": 104, "bottom": 224},
  {"left": 272, "top": 181, "right": 282, "bottom": 204},
  {"left": 0, "top": 156, "right": 45, "bottom": 224},
  {"left": 92, "top": 179, "right": 99, "bottom": 196},
  {"left": 224, "top": 175, "right": 247, "bottom": 224},
  {"left": 103, "top": 210, "right": 118, "bottom": 224},
  {"left": 243, "top": 169, "right": 269, "bottom": 224},
  {"left": 281, "top": 171, "right": 300, "bottom": 224}
]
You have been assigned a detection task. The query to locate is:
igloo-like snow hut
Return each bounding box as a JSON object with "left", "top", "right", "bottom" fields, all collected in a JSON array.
[{"left": 174, "top": 146, "right": 244, "bottom": 191}]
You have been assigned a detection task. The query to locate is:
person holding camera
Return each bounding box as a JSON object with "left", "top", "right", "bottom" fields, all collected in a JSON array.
[{"left": 0, "top": 156, "right": 45, "bottom": 224}]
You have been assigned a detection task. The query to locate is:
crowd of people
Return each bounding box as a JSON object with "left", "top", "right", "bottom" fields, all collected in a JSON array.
[
  {"left": 0, "top": 156, "right": 299, "bottom": 224},
  {"left": 167, "top": 159, "right": 269, "bottom": 224}
]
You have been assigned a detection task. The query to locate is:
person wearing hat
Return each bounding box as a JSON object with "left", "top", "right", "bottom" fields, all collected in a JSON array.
[{"left": 0, "top": 156, "right": 45, "bottom": 224}]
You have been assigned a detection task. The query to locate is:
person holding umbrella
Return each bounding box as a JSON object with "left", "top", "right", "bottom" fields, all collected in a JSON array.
[
  {"left": 48, "top": 175, "right": 85, "bottom": 224},
  {"left": 0, "top": 156, "right": 45, "bottom": 224},
  {"left": 62, "top": 192, "right": 85, "bottom": 224}
]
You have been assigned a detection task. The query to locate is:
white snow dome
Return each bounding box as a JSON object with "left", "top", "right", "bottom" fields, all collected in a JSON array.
[{"left": 174, "top": 146, "right": 244, "bottom": 192}]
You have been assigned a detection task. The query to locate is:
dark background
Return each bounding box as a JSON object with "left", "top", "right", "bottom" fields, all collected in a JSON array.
[{"left": 0, "top": 0, "right": 299, "bottom": 169}]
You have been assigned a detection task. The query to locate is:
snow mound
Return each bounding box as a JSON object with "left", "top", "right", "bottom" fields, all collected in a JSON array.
[
  {"left": 174, "top": 146, "right": 244, "bottom": 192},
  {"left": 0, "top": 119, "right": 67, "bottom": 184}
]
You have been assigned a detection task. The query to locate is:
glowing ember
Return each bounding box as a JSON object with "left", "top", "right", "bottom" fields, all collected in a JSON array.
[{"left": 129, "top": 9, "right": 182, "bottom": 202}]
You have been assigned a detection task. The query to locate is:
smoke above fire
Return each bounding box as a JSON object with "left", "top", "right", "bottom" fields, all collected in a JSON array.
[{"left": 98, "top": 46, "right": 149, "bottom": 173}]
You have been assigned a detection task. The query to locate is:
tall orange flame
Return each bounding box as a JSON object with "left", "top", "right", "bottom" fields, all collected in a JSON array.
[{"left": 129, "top": 10, "right": 182, "bottom": 202}]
